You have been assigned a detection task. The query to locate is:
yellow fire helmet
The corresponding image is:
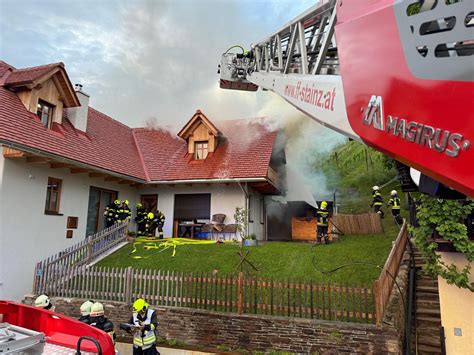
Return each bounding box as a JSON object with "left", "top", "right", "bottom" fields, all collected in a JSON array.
[
  {"left": 80, "top": 300, "right": 94, "bottom": 316},
  {"left": 133, "top": 298, "right": 149, "bottom": 313},
  {"left": 90, "top": 302, "right": 104, "bottom": 317},
  {"left": 136, "top": 202, "right": 143, "bottom": 208},
  {"left": 147, "top": 212, "right": 155, "bottom": 219},
  {"left": 321, "top": 201, "right": 328, "bottom": 209},
  {"left": 123, "top": 200, "right": 129, "bottom": 205},
  {"left": 114, "top": 199, "right": 121, "bottom": 205}
]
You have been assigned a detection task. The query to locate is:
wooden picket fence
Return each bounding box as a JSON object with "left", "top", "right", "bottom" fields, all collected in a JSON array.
[
  {"left": 33, "top": 221, "right": 129, "bottom": 294},
  {"left": 40, "top": 266, "right": 375, "bottom": 324},
  {"left": 33, "top": 221, "right": 409, "bottom": 326},
  {"left": 332, "top": 213, "right": 384, "bottom": 235}
]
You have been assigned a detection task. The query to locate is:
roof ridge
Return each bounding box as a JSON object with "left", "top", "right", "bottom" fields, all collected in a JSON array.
[
  {"left": 88, "top": 107, "right": 132, "bottom": 131},
  {"left": 131, "top": 129, "right": 151, "bottom": 181},
  {"left": 11, "top": 62, "right": 64, "bottom": 72},
  {"left": 0, "top": 60, "right": 15, "bottom": 70}
]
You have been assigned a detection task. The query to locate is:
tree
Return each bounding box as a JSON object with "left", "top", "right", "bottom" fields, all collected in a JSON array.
[{"left": 409, "top": 196, "right": 474, "bottom": 291}]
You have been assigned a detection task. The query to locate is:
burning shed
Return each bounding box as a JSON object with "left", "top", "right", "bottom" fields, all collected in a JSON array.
[{"left": 266, "top": 199, "right": 334, "bottom": 241}]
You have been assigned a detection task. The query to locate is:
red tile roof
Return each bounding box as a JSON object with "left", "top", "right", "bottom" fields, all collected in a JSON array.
[
  {"left": 0, "top": 61, "right": 277, "bottom": 183},
  {"left": 133, "top": 120, "right": 276, "bottom": 181},
  {"left": 4, "top": 62, "right": 64, "bottom": 86}
]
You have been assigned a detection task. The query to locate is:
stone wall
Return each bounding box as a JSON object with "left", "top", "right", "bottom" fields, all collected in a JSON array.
[{"left": 23, "top": 295, "right": 400, "bottom": 354}]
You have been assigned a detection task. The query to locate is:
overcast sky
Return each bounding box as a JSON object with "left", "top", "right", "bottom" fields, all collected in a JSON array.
[{"left": 0, "top": 0, "right": 318, "bottom": 129}]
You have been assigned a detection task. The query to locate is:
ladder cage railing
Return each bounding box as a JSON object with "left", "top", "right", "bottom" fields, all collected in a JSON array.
[{"left": 251, "top": 0, "right": 338, "bottom": 76}]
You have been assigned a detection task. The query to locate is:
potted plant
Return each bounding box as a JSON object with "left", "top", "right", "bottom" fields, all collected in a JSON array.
[{"left": 243, "top": 234, "right": 258, "bottom": 246}]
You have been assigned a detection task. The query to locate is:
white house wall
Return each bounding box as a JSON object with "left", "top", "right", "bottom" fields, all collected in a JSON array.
[
  {"left": 0, "top": 158, "right": 138, "bottom": 301},
  {"left": 139, "top": 183, "right": 246, "bottom": 239},
  {"left": 248, "top": 187, "right": 265, "bottom": 240}
]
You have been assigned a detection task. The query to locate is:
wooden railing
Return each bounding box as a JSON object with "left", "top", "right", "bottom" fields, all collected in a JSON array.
[
  {"left": 373, "top": 221, "right": 408, "bottom": 326},
  {"left": 39, "top": 266, "right": 375, "bottom": 324},
  {"left": 267, "top": 166, "right": 279, "bottom": 189},
  {"left": 33, "top": 221, "right": 129, "bottom": 294}
]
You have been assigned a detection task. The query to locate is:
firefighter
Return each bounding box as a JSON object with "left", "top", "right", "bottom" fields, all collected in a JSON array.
[
  {"left": 34, "top": 294, "right": 54, "bottom": 311},
  {"left": 118, "top": 200, "right": 132, "bottom": 223},
  {"left": 126, "top": 298, "right": 159, "bottom": 355},
  {"left": 316, "top": 201, "right": 330, "bottom": 244},
  {"left": 155, "top": 210, "right": 165, "bottom": 239},
  {"left": 104, "top": 199, "right": 121, "bottom": 227},
  {"left": 371, "top": 186, "right": 384, "bottom": 218},
  {"left": 144, "top": 212, "right": 158, "bottom": 238},
  {"left": 387, "top": 190, "right": 403, "bottom": 225},
  {"left": 89, "top": 302, "right": 116, "bottom": 344},
  {"left": 135, "top": 203, "right": 148, "bottom": 236},
  {"left": 78, "top": 300, "right": 94, "bottom": 324}
]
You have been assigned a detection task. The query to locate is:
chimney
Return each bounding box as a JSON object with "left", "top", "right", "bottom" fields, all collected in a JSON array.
[{"left": 67, "top": 83, "right": 90, "bottom": 132}]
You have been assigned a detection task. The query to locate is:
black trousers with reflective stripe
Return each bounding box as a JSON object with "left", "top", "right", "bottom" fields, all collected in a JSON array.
[{"left": 133, "top": 346, "right": 159, "bottom": 355}]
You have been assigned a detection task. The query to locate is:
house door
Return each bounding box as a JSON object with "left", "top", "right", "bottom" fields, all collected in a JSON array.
[
  {"left": 86, "top": 186, "right": 117, "bottom": 237},
  {"left": 141, "top": 194, "right": 158, "bottom": 213}
]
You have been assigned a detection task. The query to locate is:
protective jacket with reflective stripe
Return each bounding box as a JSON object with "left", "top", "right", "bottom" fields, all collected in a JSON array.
[
  {"left": 131, "top": 309, "right": 157, "bottom": 350},
  {"left": 388, "top": 197, "right": 401, "bottom": 210},
  {"left": 372, "top": 192, "right": 383, "bottom": 206},
  {"left": 316, "top": 208, "right": 329, "bottom": 226}
]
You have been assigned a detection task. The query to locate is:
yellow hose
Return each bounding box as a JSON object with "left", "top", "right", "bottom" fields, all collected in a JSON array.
[{"left": 129, "top": 237, "right": 235, "bottom": 259}]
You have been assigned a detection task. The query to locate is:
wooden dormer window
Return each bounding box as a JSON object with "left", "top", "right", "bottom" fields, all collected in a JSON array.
[
  {"left": 195, "top": 141, "right": 209, "bottom": 160},
  {"left": 37, "top": 99, "right": 55, "bottom": 128}
]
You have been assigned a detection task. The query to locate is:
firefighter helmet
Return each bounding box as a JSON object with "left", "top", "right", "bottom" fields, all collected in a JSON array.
[
  {"left": 123, "top": 200, "right": 129, "bottom": 205},
  {"left": 147, "top": 212, "right": 154, "bottom": 219},
  {"left": 372, "top": 186, "right": 379, "bottom": 191},
  {"left": 34, "top": 294, "right": 51, "bottom": 309},
  {"left": 114, "top": 199, "right": 121, "bottom": 205},
  {"left": 80, "top": 300, "right": 94, "bottom": 316},
  {"left": 320, "top": 201, "right": 328, "bottom": 209},
  {"left": 133, "top": 298, "right": 149, "bottom": 313},
  {"left": 391, "top": 190, "right": 398, "bottom": 196},
  {"left": 136, "top": 202, "right": 143, "bottom": 208},
  {"left": 90, "top": 302, "right": 104, "bottom": 317}
]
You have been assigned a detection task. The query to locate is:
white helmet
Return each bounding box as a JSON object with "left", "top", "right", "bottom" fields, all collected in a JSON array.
[
  {"left": 80, "top": 300, "right": 94, "bottom": 316},
  {"left": 34, "top": 294, "right": 52, "bottom": 309},
  {"left": 391, "top": 190, "right": 398, "bottom": 196},
  {"left": 372, "top": 186, "right": 379, "bottom": 191},
  {"left": 90, "top": 302, "right": 104, "bottom": 317}
]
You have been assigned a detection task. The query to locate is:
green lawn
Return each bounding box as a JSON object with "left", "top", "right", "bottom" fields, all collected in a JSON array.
[{"left": 97, "top": 218, "right": 400, "bottom": 287}]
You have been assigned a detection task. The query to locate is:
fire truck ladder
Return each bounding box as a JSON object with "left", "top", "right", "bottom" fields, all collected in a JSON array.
[{"left": 219, "top": 0, "right": 357, "bottom": 140}]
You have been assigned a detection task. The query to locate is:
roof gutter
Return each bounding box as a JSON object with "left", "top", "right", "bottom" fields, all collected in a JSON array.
[
  {"left": 149, "top": 177, "right": 267, "bottom": 184},
  {"left": 0, "top": 139, "right": 146, "bottom": 184}
]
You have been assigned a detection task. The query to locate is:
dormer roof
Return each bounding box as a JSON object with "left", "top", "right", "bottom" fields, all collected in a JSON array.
[
  {"left": 3, "top": 62, "right": 80, "bottom": 108},
  {"left": 177, "top": 109, "right": 220, "bottom": 140}
]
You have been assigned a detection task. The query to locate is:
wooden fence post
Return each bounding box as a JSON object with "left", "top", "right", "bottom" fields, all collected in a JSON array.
[
  {"left": 373, "top": 280, "right": 382, "bottom": 327},
  {"left": 86, "top": 240, "right": 93, "bottom": 263},
  {"left": 124, "top": 266, "right": 133, "bottom": 304},
  {"left": 237, "top": 272, "right": 244, "bottom": 315}
]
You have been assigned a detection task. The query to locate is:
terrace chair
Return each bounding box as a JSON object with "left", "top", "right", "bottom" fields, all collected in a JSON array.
[
  {"left": 211, "top": 214, "right": 226, "bottom": 240},
  {"left": 223, "top": 224, "right": 238, "bottom": 241}
]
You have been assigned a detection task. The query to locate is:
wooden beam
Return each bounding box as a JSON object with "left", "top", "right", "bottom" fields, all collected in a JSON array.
[
  {"left": 3, "top": 147, "right": 26, "bottom": 158},
  {"left": 89, "top": 172, "right": 106, "bottom": 178},
  {"left": 70, "top": 168, "right": 88, "bottom": 174},
  {"left": 49, "top": 162, "right": 70, "bottom": 169},
  {"left": 167, "top": 184, "right": 175, "bottom": 187},
  {"left": 26, "top": 156, "right": 49, "bottom": 163},
  {"left": 104, "top": 176, "right": 121, "bottom": 182},
  {"left": 118, "top": 180, "right": 131, "bottom": 185}
]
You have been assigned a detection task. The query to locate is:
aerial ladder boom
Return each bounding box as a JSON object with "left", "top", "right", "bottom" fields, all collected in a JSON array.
[{"left": 219, "top": 0, "right": 474, "bottom": 197}]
